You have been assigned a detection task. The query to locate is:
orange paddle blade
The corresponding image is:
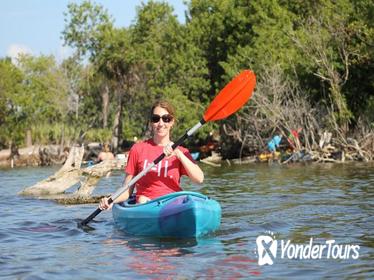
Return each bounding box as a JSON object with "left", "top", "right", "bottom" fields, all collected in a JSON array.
[{"left": 203, "top": 70, "right": 256, "bottom": 122}]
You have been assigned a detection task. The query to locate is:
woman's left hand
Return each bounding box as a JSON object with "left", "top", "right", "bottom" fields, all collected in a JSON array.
[{"left": 164, "top": 142, "right": 183, "bottom": 159}]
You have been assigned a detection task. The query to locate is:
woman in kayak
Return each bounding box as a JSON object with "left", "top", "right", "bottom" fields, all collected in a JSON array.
[{"left": 99, "top": 100, "right": 204, "bottom": 210}]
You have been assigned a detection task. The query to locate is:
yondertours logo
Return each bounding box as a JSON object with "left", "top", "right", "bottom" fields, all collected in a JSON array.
[
  {"left": 255, "top": 232, "right": 360, "bottom": 266},
  {"left": 256, "top": 232, "right": 277, "bottom": 265}
]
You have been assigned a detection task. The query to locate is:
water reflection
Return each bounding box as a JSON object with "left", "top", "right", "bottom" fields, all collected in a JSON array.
[{"left": 101, "top": 232, "right": 262, "bottom": 278}]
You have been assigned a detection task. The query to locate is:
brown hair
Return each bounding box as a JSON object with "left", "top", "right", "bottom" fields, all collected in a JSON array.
[
  {"left": 150, "top": 100, "right": 177, "bottom": 122},
  {"left": 103, "top": 143, "right": 110, "bottom": 152}
]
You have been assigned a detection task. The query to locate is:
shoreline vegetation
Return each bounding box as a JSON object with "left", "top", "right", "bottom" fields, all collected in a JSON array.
[
  {"left": 0, "top": 129, "right": 373, "bottom": 170},
  {"left": 7, "top": 131, "right": 373, "bottom": 205},
  {"left": 1, "top": 2, "right": 373, "bottom": 177}
]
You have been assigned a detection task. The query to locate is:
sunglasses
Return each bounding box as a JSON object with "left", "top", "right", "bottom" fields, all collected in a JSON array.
[{"left": 151, "top": 114, "right": 173, "bottom": 123}]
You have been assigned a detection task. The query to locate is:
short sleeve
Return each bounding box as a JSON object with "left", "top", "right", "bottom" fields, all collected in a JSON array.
[
  {"left": 179, "top": 147, "right": 195, "bottom": 176},
  {"left": 125, "top": 145, "right": 138, "bottom": 175}
]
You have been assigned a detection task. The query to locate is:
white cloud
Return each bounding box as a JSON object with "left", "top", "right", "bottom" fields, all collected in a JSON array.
[{"left": 6, "top": 44, "right": 33, "bottom": 64}]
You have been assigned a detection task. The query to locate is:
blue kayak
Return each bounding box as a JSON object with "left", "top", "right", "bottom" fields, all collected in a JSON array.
[{"left": 112, "top": 191, "right": 221, "bottom": 238}]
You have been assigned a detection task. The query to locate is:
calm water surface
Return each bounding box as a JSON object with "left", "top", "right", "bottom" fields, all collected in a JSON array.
[{"left": 0, "top": 162, "right": 373, "bottom": 279}]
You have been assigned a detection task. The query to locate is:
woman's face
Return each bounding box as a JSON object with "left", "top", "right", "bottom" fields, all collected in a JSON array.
[{"left": 151, "top": 106, "right": 174, "bottom": 139}]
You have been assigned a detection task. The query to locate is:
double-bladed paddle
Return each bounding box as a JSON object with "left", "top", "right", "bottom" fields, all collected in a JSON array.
[{"left": 79, "top": 70, "right": 256, "bottom": 227}]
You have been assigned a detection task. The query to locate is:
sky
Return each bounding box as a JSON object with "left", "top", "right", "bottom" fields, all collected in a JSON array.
[{"left": 0, "top": 0, "right": 187, "bottom": 61}]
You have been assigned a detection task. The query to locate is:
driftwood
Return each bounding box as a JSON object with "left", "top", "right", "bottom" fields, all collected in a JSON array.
[
  {"left": 19, "top": 145, "right": 127, "bottom": 203},
  {"left": 221, "top": 130, "right": 373, "bottom": 165},
  {"left": 313, "top": 131, "right": 373, "bottom": 162},
  {"left": 77, "top": 159, "right": 120, "bottom": 197},
  {"left": 200, "top": 151, "right": 222, "bottom": 167},
  {"left": 229, "top": 156, "right": 257, "bottom": 165},
  {"left": 293, "top": 131, "right": 373, "bottom": 163},
  {"left": 19, "top": 146, "right": 85, "bottom": 196}
]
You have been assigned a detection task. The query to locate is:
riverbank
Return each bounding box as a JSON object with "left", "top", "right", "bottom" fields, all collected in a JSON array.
[
  {"left": 0, "top": 145, "right": 65, "bottom": 168},
  {"left": 1, "top": 140, "right": 373, "bottom": 169},
  {"left": 2, "top": 129, "right": 374, "bottom": 169},
  {"left": 0, "top": 143, "right": 127, "bottom": 169}
]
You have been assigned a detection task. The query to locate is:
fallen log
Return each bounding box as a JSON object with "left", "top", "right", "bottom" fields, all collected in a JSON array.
[
  {"left": 19, "top": 146, "right": 85, "bottom": 196},
  {"left": 74, "top": 159, "right": 119, "bottom": 197},
  {"left": 230, "top": 156, "right": 257, "bottom": 165},
  {"left": 200, "top": 151, "right": 222, "bottom": 167},
  {"left": 19, "top": 145, "right": 127, "bottom": 204}
]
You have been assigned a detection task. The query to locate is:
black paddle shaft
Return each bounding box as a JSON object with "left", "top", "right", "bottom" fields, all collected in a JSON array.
[{"left": 80, "top": 197, "right": 113, "bottom": 226}]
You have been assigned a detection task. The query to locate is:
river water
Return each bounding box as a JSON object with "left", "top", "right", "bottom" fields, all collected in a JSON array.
[{"left": 0, "top": 162, "right": 373, "bottom": 279}]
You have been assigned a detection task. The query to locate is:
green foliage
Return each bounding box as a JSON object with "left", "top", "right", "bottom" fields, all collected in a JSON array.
[
  {"left": 365, "top": 96, "right": 374, "bottom": 127},
  {"left": 0, "top": 55, "right": 70, "bottom": 147},
  {"left": 30, "top": 123, "right": 77, "bottom": 145},
  {"left": 1, "top": 0, "right": 373, "bottom": 151},
  {"left": 121, "top": 1, "right": 211, "bottom": 141},
  {"left": 84, "top": 128, "right": 112, "bottom": 143},
  {"left": 290, "top": 0, "right": 373, "bottom": 124},
  {"left": 0, "top": 58, "right": 25, "bottom": 147},
  {"left": 17, "top": 55, "right": 69, "bottom": 124},
  {"left": 161, "top": 85, "right": 213, "bottom": 140},
  {"left": 187, "top": 0, "right": 254, "bottom": 91},
  {"left": 62, "top": 0, "right": 114, "bottom": 60}
]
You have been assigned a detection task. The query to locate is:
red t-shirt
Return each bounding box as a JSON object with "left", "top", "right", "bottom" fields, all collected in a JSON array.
[{"left": 125, "top": 139, "right": 194, "bottom": 201}]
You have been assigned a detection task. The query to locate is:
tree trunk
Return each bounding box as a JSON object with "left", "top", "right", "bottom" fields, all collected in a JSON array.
[
  {"left": 111, "top": 90, "right": 124, "bottom": 153},
  {"left": 19, "top": 148, "right": 121, "bottom": 200},
  {"left": 330, "top": 82, "right": 350, "bottom": 133},
  {"left": 25, "top": 128, "right": 32, "bottom": 147},
  {"left": 102, "top": 84, "right": 110, "bottom": 128},
  {"left": 60, "top": 125, "right": 65, "bottom": 155}
]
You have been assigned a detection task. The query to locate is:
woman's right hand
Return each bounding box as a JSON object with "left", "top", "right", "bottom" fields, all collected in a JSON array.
[{"left": 99, "top": 197, "right": 113, "bottom": 211}]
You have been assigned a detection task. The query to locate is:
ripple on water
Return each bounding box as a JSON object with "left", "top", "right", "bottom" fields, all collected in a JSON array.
[{"left": 0, "top": 164, "right": 373, "bottom": 279}]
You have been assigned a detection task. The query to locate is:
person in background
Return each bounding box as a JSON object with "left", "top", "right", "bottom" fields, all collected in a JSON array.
[
  {"left": 99, "top": 100, "right": 204, "bottom": 209},
  {"left": 97, "top": 143, "right": 115, "bottom": 163},
  {"left": 267, "top": 134, "right": 282, "bottom": 154},
  {"left": 287, "top": 128, "right": 302, "bottom": 150}
]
